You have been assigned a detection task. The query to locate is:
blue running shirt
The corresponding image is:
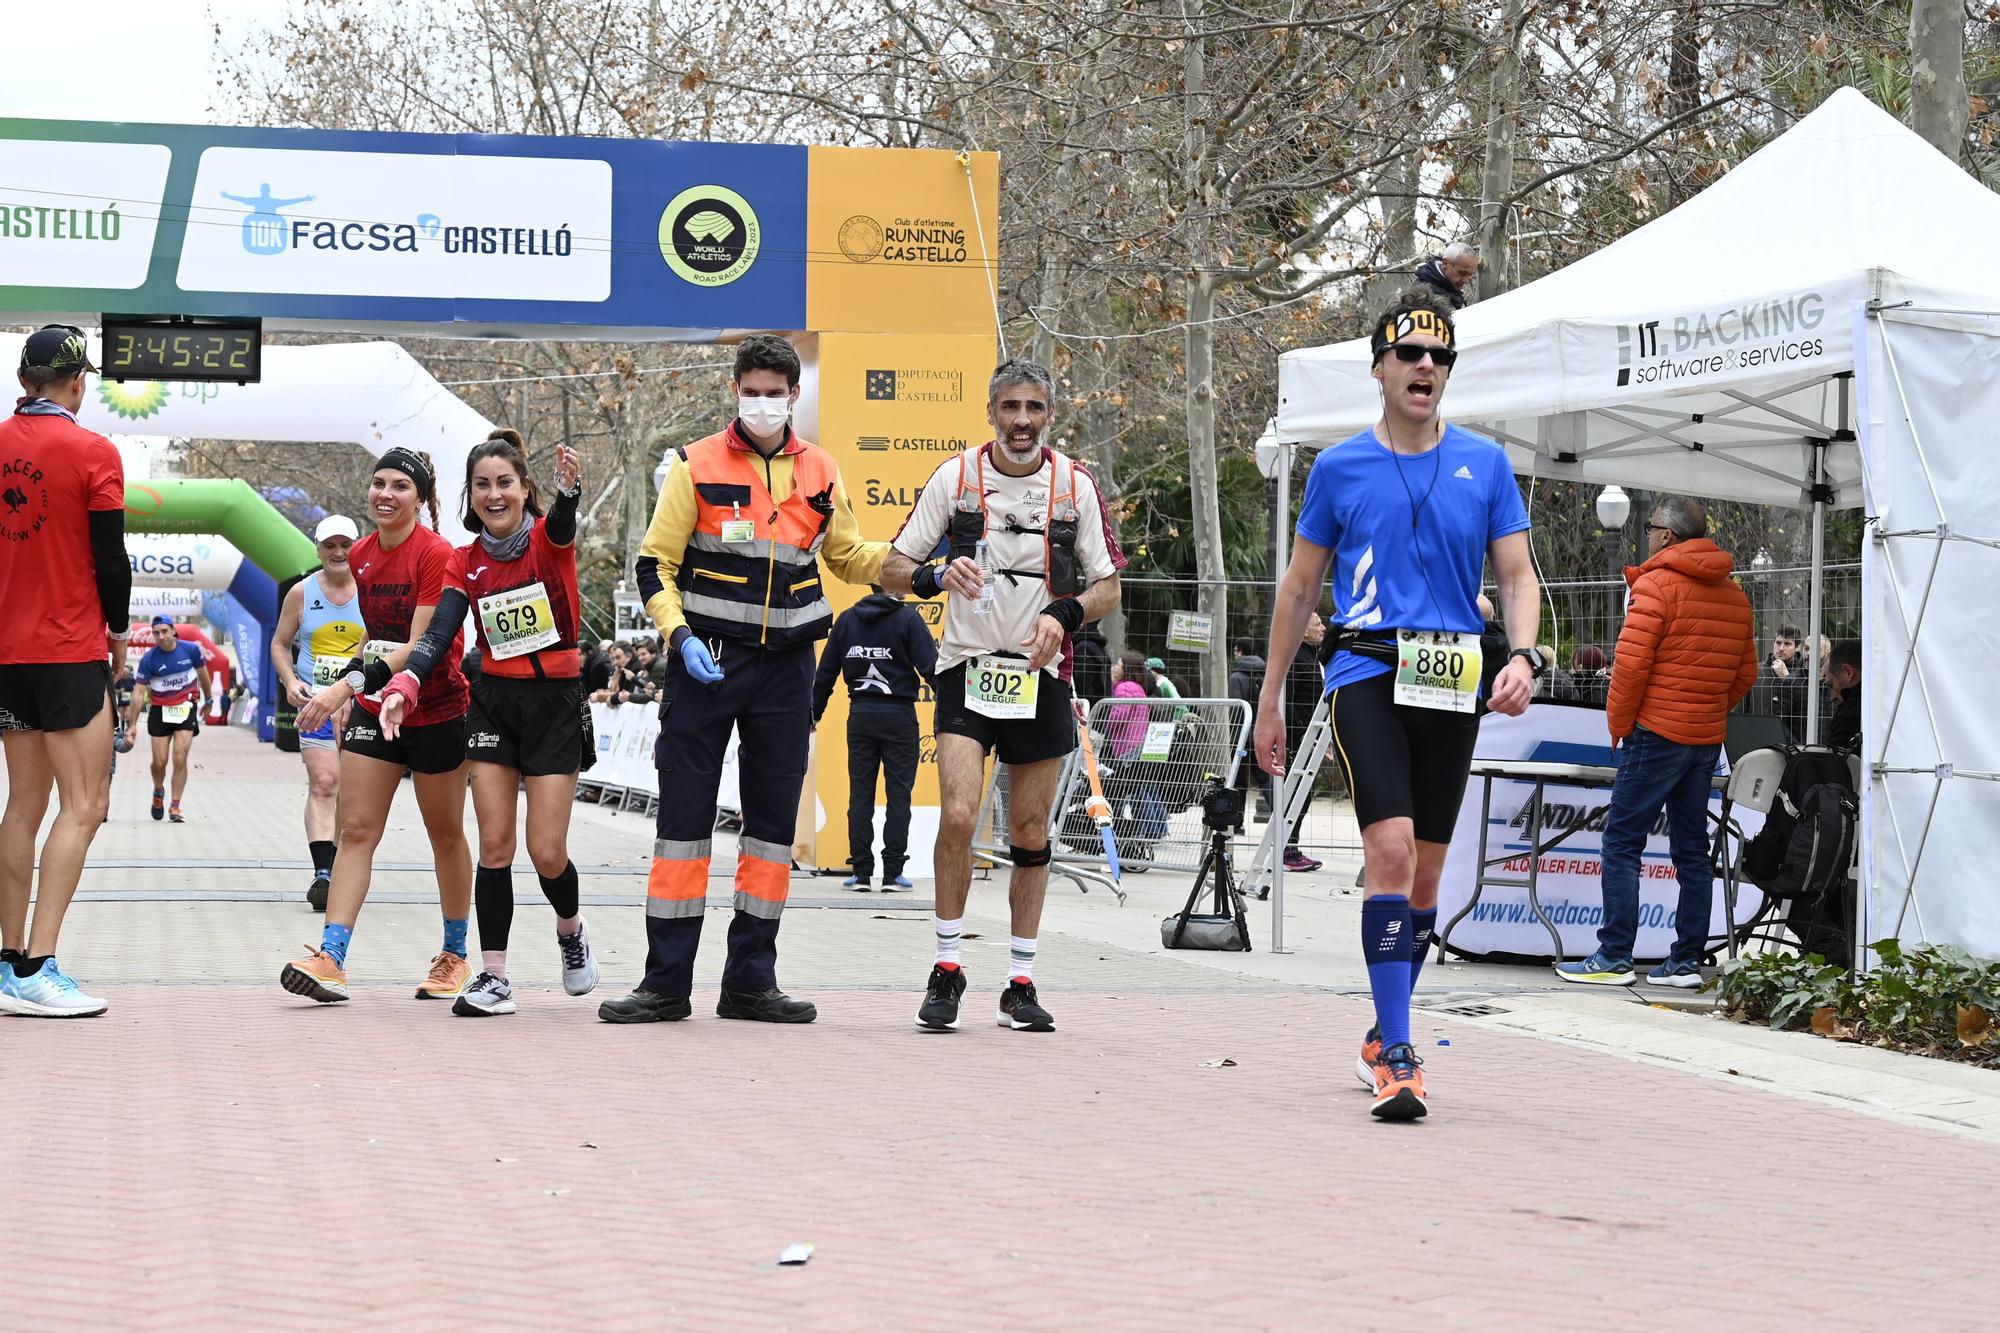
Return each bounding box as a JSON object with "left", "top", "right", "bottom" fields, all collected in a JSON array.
[{"left": 1294, "top": 423, "right": 1530, "bottom": 692}]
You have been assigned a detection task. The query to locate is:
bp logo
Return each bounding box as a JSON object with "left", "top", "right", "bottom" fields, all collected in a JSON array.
[
  {"left": 837, "top": 214, "right": 884, "bottom": 262},
  {"left": 98, "top": 380, "right": 170, "bottom": 421},
  {"left": 658, "top": 185, "right": 760, "bottom": 287}
]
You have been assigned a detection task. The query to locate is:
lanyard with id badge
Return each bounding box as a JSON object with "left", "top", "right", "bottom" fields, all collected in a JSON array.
[
  {"left": 964, "top": 654, "right": 1039, "bottom": 719},
  {"left": 1393, "top": 629, "right": 1481, "bottom": 713}
]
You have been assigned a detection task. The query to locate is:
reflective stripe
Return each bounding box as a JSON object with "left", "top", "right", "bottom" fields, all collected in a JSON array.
[
  {"left": 647, "top": 854, "right": 708, "bottom": 903},
  {"left": 689, "top": 531, "right": 816, "bottom": 565},
  {"left": 682, "top": 591, "right": 829, "bottom": 630},
  {"left": 733, "top": 890, "right": 785, "bottom": 920},
  {"left": 655, "top": 837, "right": 713, "bottom": 860},
  {"left": 647, "top": 897, "right": 708, "bottom": 919},
  {"left": 736, "top": 850, "right": 790, "bottom": 908},
  {"left": 738, "top": 835, "right": 792, "bottom": 865}
]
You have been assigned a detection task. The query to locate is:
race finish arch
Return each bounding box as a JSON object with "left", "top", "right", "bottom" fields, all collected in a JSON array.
[{"left": 0, "top": 117, "right": 1002, "bottom": 872}]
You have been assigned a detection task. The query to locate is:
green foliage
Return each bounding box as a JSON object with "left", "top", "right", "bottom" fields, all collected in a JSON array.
[{"left": 1714, "top": 940, "right": 2000, "bottom": 1062}]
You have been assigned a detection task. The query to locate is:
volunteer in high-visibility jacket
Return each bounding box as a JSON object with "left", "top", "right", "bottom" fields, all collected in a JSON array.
[{"left": 599, "top": 334, "right": 888, "bottom": 1026}]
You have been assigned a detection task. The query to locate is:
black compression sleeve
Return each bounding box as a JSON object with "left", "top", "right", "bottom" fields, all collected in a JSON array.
[
  {"left": 89, "top": 508, "right": 131, "bottom": 632},
  {"left": 402, "top": 588, "right": 471, "bottom": 686},
  {"left": 545, "top": 485, "right": 579, "bottom": 546}
]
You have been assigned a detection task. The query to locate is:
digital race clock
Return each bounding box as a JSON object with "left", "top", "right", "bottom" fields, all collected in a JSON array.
[{"left": 99, "top": 315, "right": 262, "bottom": 384}]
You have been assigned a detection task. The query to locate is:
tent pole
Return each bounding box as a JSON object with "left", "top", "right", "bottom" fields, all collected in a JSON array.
[
  {"left": 1271, "top": 438, "right": 1291, "bottom": 954},
  {"left": 1806, "top": 439, "right": 1827, "bottom": 743}
]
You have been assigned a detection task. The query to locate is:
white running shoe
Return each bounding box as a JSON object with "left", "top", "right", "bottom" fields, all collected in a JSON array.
[
  {"left": 558, "top": 919, "right": 598, "bottom": 996},
  {"left": 9, "top": 960, "right": 108, "bottom": 1018},
  {"left": 452, "top": 971, "right": 516, "bottom": 1017}
]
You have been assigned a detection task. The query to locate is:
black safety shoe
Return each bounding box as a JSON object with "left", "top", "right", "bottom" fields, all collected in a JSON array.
[
  {"left": 997, "top": 979, "right": 1055, "bottom": 1032},
  {"left": 597, "top": 988, "right": 693, "bottom": 1024},
  {"left": 307, "top": 875, "right": 330, "bottom": 912},
  {"left": 916, "top": 964, "right": 967, "bottom": 1031},
  {"left": 716, "top": 987, "right": 817, "bottom": 1024}
]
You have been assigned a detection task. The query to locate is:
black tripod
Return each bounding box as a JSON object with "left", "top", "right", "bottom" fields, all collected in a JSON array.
[{"left": 1165, "top": 785, "right": 1253, "bottom": 951}]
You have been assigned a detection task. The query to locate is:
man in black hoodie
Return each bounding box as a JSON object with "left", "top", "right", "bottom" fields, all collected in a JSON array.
[
  {"left": 1229, "top": 639, "right": 1272, "bottom": 821},
  {"left": 814, "top": 588, "right": 939, "bottom": 890}
]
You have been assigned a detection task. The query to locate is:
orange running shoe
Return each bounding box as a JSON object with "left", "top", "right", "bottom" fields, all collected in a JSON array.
[
  {"left": 1354, "top": 1025, "right": 1383, "bottom": 1089},
  {"left": 415, "top": 951, "right": 470, "bottom": 1000},
  {"left": 1370, "top": 1043, "right": 1428, "bottom": 1121},
  {"left": 280, "top": 947, "right": 350, "bottom": 1004}
]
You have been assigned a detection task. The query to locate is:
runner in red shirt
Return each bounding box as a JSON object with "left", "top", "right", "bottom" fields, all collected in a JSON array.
[
  {"left": 284, "top": 448, "right": 473, "bottom": 1004},
  {"left": 380, "top": 430, "right": 597, "bottom": 1017},
  {"left": 0, "top": 326, "right": 130, "bottom": 1018}
]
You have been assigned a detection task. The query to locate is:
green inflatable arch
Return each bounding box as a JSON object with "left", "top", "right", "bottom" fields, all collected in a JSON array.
[{"left": 122, "top": 479, "right": 317, "bottom": 580}]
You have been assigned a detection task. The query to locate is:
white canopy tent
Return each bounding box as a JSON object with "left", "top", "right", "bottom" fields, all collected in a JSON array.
[{"left": 1277, "top": 88, "right": 2000, "bottom": 962}]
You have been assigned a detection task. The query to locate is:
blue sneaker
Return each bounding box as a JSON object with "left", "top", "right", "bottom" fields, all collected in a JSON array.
[
  {"left": 886, "top": 875, "right": 915, "bottom": 891},
  {"left": 0, "top": 962, "right": 24, "bottom": 1016},
  {"left": 1553, "top": 951, "right": 1636, "bottom": 986},
  {"left": 1646, "top": 958, "right": 1705, "bottom": 989},
  {"left": 842, "top": 875, "right": 872, "bottom": 892},
  {"left": 9, "top": 959, "right": 108, "bottom": 1017}
]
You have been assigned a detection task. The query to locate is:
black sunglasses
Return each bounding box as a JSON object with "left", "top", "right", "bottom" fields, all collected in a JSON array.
[
  {"left": 1386, "top": 343, "right": 1457, "bottom": 368},
  {"left": 1646, "top": 523, "right": 1676, "bottom": 537}
]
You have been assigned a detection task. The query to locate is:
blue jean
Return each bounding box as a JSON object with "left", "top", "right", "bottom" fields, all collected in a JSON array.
[{"left": 1597, "top": 726, "right": 1720, "bottom": 965}]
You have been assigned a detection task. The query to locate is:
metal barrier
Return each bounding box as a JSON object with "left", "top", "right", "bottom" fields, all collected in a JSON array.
[{"left": 971, "top": 696, "right": 1255, "bottom": 896}]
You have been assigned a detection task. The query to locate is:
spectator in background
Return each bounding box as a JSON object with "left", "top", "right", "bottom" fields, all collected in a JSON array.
[
  {"left": 1564, "top": 644, "right": 1610, "bottom": 706},
  {"left": 1280, "top": 613, "right": 1327, "bottom": 872},
  {"left": 1105, "top": 653, "right": 1167, "bottom": 852},
  {"left": 581, "top": 639, "right": 612, "bottom": 696},
  {"left": 1827, "top": 639, "right": 1862, "bottom": 753},
  {"left": 631, "top": 638, "right": 667, "bottom": 699},
  {"left": 1070, "top": 621, "right": 1112, "bottom": 704},
  {"left": 1556, "top": 495, "right": 1757, "bottom": 990},
  {"left": 1228, "top": 638, "right": 1271, "bottom": 820},
  {"left": 1413, "top": 241, "right": 1480, "bottom": 309},
  {"left": 1144, "top": 657, "right": 1181, "bottom": 703},
  {"left": 590, "top": 642, "right": 639, "bottom": 706}
]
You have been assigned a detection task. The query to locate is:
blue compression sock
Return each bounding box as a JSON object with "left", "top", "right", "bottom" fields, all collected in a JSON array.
[
  {"left": 320, "top": 923, "right": 352, "bottom": 968},
  {"left": 1362, "top": 895, "right": 1413, "bottom": 1050},
  {"left": 442, "top": 916, "right": 469, "bottom": 959},
  {"left": 1408, "top": 908, "right": 1438, "bottom": 997}
]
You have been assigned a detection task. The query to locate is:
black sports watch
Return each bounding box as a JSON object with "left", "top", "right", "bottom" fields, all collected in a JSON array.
[{"left": 1508, "top": 647, "right": 1548, "bottom": 678}]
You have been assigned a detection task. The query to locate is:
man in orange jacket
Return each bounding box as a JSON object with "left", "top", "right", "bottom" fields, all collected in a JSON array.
[{"left": 1557, "top": 495, "right": 1757, "bottom": 989}]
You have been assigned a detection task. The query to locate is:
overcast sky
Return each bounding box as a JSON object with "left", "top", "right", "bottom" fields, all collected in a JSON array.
[{"left": 0, "top": 0, "right": 274, "bottom": 125}]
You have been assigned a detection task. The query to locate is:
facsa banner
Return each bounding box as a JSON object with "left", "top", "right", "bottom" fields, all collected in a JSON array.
[
  {"left": 1437, "top": 702, "right": 1765, "bottom": 962},
  {"left": 0, "top": 119, "right": 998, "bottom": 339}
]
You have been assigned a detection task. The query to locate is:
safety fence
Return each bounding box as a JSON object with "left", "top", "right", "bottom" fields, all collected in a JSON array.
[{"left": 576, "top": 701, "right": 742, "bottom": 820}]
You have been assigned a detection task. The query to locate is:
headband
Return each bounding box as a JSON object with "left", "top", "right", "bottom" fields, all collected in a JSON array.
[
  {"left": 375, "top": 448, "right": 435, "bottom": 501},
  {"left": 1371, "top": 307, "right": 1456, "bottom": 359}
]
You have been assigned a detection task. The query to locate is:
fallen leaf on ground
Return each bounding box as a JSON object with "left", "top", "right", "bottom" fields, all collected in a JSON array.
[
  {"left": 1958, "top": 1003, "right": 1992, "bottom": 1046},
  {"left": 1811, "top": 1006, "right": 1855, "bottom": 1040}
]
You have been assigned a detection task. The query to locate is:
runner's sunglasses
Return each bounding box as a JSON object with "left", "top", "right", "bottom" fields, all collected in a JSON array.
[{"left": 1384, "top": 343, "right": 1457, "bottom": 367}]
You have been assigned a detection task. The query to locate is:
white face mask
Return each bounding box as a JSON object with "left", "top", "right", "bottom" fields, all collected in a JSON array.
[{"left": 738, "top": 394, "right": 792, "bottom": 434}]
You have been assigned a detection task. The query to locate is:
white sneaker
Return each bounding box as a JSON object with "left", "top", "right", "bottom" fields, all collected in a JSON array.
[
  {"left": 9, "top": 960, "right": 108, "bottom": 1017},
  {"left": 558, "top": 919, "right": 598, "bottom": 996},
  {"left": 452, "top": 971, "right": 516, "bottom": 1017}
]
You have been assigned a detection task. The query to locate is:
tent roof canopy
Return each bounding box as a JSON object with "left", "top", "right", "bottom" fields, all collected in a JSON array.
[{"left": 1277, "top": 89, "right": 2000, "bottom": 509}]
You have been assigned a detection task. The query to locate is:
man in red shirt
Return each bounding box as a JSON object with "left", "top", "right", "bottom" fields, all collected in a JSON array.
[{"left": 0, "top": 326, "right": 131, "bottom": 1018}]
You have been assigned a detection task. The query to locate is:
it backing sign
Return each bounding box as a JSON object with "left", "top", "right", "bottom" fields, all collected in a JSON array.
[{"left": 807, "top": 331, "right": 996, "bottom": 873}]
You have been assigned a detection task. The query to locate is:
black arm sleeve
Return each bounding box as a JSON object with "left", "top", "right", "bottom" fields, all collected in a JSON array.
[
  {"left": 90, "top": 508, "right": 131, "bottom": 632},
  {"left": 402, "top": 588, "right": 471, "bottom": 686},
  {"left": 545, "top": 485, "right": 579, "bottom": 546}
]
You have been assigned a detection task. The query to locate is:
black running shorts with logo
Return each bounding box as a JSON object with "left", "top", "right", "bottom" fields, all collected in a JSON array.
[
  {"left": 1327, "top": 669, "right": 1480, "bottom": 844},
  {"left": 146, "top": 702, "right": 202, "bottom": 738},
  {"left": 342, "top": 708, "right": 468, "bottom": 776},
  {"left": 0, "top": 662, "right": 110, "bottom": 733},
  {"left": 465, "top": 675, "right": 583, "bottom": 777},
  {"left": 934, "top": 661, "right": 1076, "bottom": 767}
]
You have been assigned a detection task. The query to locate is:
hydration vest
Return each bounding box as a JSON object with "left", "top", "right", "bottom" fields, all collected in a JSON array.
[
  {"left": 945, "top": 444, "right": 1087, "bottom": 597},
  {"left": 675, "top": 426, "right": 840, "bottom": 650}
]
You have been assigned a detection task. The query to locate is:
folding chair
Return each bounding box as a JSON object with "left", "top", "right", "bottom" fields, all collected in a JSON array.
[{"left": 1711, "top": 746, "right": 1788, "bottom": 959}]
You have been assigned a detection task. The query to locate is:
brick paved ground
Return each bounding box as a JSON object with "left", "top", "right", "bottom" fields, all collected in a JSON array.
[{"left": 9, "top": 729, "right": 2000, "bottom": 1329}]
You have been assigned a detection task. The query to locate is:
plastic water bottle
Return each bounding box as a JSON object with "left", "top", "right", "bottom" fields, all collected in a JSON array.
[{"left": 973, "top": 539, "right": 995, "bottom": 616}]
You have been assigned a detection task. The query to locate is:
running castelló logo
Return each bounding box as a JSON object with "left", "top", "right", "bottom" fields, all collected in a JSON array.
[{"left": 99, "top": 380, "right": 171, "bottom": 421}]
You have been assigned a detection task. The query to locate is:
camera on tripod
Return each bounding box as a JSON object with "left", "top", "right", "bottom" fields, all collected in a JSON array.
[{"left": 1198, "top": 773, "right": 1243, "bottom": 832}]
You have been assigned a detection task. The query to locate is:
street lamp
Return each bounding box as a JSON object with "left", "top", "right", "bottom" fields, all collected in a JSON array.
[
  {"left": 1595, "top": 484, "right": 1631, "bottom": 531},
  {"left": 1596, "top": 485, "right": 1632, "bottom": 646}
]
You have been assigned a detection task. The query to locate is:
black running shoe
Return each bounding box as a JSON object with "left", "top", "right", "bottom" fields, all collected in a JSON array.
[
  {"left": 716, "top": 987, "right": 817, "bottom": 1024},
  {"left": 307, "top": 876, "right": 330, "bottom": 912},
  {"left": 997, "top": 979, "right": 1055, "bottom": 1031},
  {"left": 597, "top": 988, "right": 693, "bottom": 1024},
  {"left": 917, "top": 964, "right": 967, "bottom": 1031}
]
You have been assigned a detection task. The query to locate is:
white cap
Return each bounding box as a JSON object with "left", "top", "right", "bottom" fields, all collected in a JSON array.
[{"left": 314, "top": 515, "right": 360, "bottom": 543}]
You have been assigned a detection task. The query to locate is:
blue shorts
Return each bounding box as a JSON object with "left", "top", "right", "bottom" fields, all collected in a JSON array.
[{"left": 299, "top": 716, "right": 337, "bottom": 749}]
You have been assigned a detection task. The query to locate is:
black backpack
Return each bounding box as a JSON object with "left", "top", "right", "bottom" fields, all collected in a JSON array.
[{"left": 1741, "top": 746, "right": 1858, "bottom": 902}]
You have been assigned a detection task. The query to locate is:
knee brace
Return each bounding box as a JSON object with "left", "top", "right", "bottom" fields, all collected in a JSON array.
[{"left": 1009, "top": 842, "right": 1052, "bottom": 867}]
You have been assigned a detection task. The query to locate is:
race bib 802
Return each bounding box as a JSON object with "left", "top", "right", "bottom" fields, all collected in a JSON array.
[{"left": 965, "top": 654, "right": 1038, "bottom": 720}]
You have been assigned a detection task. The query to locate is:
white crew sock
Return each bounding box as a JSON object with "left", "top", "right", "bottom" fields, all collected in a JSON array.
[
  {"left": 482, "top": 950, "right": 508, "bottom": 981},
  {"left": 934, "top": 915, "right": 963, "bottom": 967},
  {"left": 1008, "top": 936, "right": 1037, "bottom": 982}
]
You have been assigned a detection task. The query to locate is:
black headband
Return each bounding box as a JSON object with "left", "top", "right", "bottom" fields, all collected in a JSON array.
[{"left": 375, "top": 448, "right": 435, "bottom": 501}]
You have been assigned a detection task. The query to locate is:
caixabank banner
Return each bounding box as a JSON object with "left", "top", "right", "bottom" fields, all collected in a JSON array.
[
  {"left": 0, "top": 119, "right": 996, "bottom": 340},
  {"left": 807, "top": 331, "right": 998, "bottom": 873}
]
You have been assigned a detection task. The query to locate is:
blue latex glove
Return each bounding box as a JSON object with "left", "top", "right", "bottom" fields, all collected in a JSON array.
[{"left": 680, "top": 635, "right": 725, "bottom": 684}]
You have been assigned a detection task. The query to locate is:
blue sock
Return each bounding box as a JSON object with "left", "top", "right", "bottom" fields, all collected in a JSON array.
[
  {"left": 1408, "top": 909, "right": 1438, "bottom": 997},
  {"left": 1361, "top": 895, "right": 1413, "bottom": 1050},
  {"left": 320, "top": 923, "right": 352, "bottom": 968},
  {"left": 442, "top": 916, "right": 469, "bottom": 959}
]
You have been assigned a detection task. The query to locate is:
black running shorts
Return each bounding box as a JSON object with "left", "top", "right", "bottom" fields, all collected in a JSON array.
[
  {"left": 146, "top": 702, "right": 202, "bottom": 738},
  {"left": 342, "top": 708, "right": 467, "bottom": 776},
  {"left": 934, "top": 661, "right": 1076, "bottom": 767},
  {"left": 466, "top": 675, "right": 584, "bottom": 778},
  {"left": 0, "top": 662, "right": 110, "bottom": 733},
  {"left": 1327, "top": 668, "right": 1480, "bottom": 844}
]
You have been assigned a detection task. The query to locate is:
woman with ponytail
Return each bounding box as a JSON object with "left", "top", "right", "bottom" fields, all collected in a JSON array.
[
  {"left": 374, "top": 429, "right": 598, "bottom": 1016},
  {"left": 285, "top": 448, "right": 475, "bottom": 1005}
]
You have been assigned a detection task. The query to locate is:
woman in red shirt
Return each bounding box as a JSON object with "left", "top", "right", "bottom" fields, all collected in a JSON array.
[
  {"left": 283, "top": 449, "right": 474, "bottom": 1004},
  {"left": 379, "top": 430, "right": 596, "bottom": 1017}
]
